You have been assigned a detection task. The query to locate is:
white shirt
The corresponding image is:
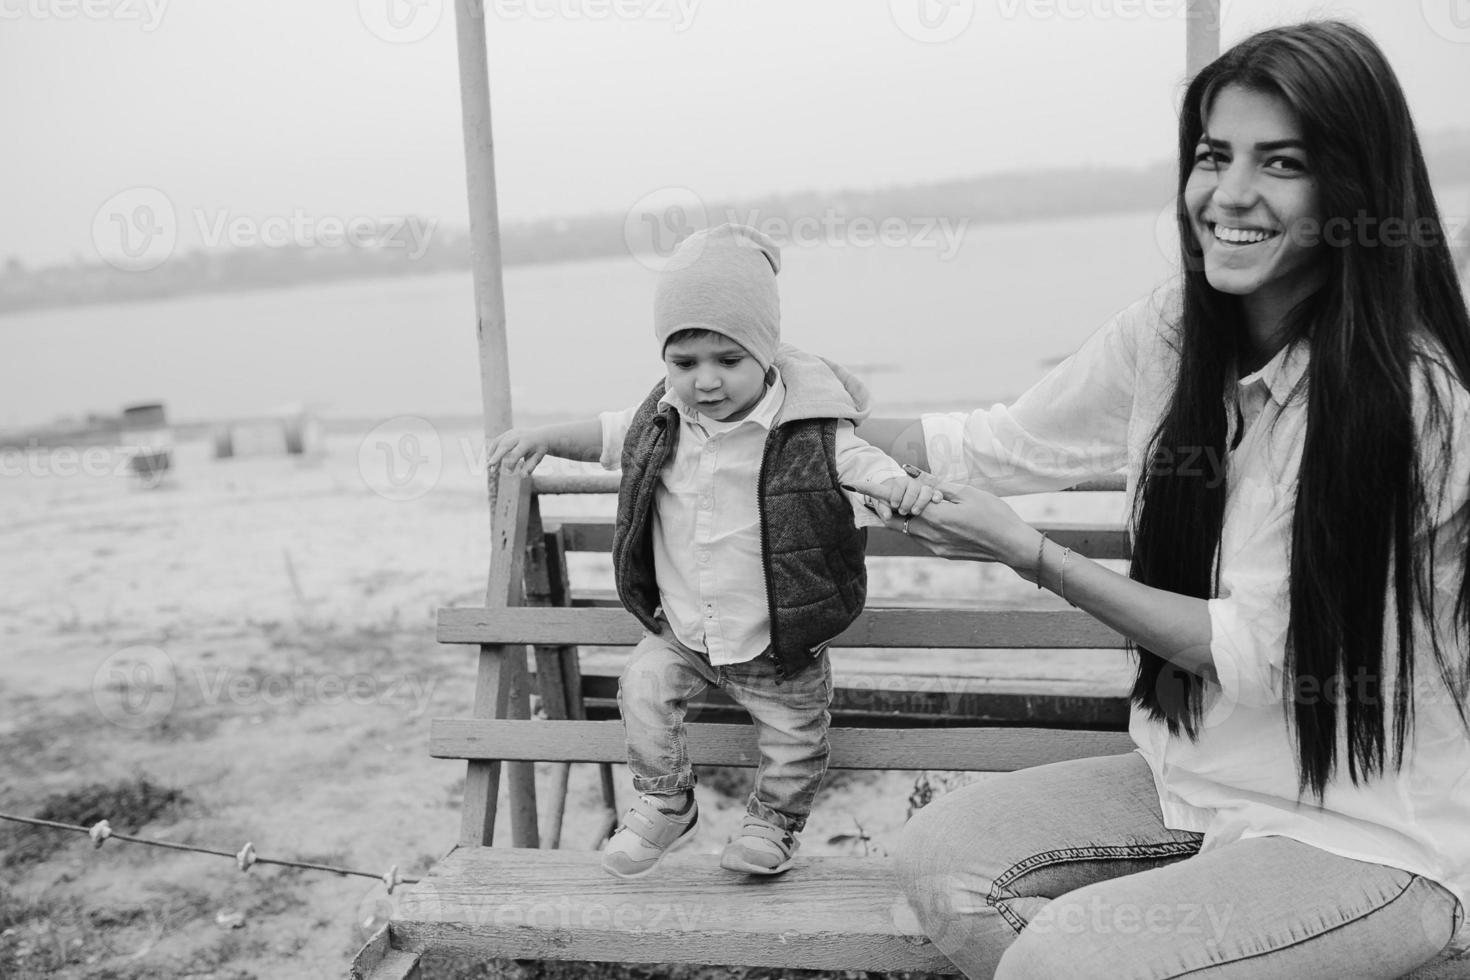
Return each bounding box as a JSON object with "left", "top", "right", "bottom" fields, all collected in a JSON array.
[
  {"left": 600, "top": 369, "right": 904, "bottom": 666},
  {"left": 924, "top": 283, "right": 1470, "bottom": 912}
]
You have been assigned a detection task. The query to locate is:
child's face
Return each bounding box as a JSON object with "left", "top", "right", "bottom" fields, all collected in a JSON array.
[{"left": 663, "top": 333, "right": 769, "bottom": 423}]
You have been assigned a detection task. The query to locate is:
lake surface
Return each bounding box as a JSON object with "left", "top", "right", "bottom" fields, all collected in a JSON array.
[{"left": 6, "top": 201, "right": 1429, "bottom": 429}]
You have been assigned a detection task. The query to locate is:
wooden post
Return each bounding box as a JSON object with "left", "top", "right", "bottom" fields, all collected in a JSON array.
[
  {"left": 1186, "top": 0, "right": 1221, "bottom": 78},
  {"left": 459, "top": 472, "right": 539, "bottom": 847},
  {"left": 453, "top": 0, "right": 538, "bottom": 848}
]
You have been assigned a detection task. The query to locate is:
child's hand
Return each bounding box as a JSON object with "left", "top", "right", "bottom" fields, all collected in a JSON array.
[
  {"left": 875, "top": 474, "right": 943, "bottom": 517},
  {"left": 485, "top": 428, "right": 551, "bottom": 475}
]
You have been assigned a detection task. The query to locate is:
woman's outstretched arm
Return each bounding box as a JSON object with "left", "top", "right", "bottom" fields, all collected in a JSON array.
[{"left": 867, "top": 479, "right": 1216, "bottom": 677}]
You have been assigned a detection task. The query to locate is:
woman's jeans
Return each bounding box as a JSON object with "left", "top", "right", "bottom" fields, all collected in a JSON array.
[
  {"left": 617, "top": 628, "right": 833, "bottom": 833},
  {"left": 894, "top": 752, "right": 1462, "bottom": 979}
]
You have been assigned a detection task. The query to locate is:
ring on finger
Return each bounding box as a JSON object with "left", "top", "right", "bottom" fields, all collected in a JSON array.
[{"left": 902, "top": 517, "right": 911, "bottom": 535}]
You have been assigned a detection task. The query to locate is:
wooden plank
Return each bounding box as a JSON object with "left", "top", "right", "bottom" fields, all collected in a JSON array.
[
  {"left": 570, "top": 677, "right": 1129, "bottom": 730},
  {"left": 554, "top": 517, "right": 1131, "bottom": 560},
  {"left": 526, "top": 519, "right": 574, "bottom": 849},
  {"left": 430, "top": 719, "right": 1135, "bottom": 771},
  {"left": 532, "top": 471, "right": 1126, "bottom": 495},
  {"left": 461, "top": 472, "right": 538, "bottom": 848},
  {"left": 438, "top": 605, "right": 1126, "bottom": 649},
  {"left": 390, "top": 847, "right": 958, "bottom": 973},
  {"left": 347, "top": 928, "right": 421, "bottom": 980}
]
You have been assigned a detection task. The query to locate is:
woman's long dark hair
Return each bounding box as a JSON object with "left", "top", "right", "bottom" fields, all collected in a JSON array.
[{"left": 1129, "top": 21, "right": 1470, "bottom": 798}]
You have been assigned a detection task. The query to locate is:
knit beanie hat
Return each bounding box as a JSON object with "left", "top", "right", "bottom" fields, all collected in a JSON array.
[{"left": 653, "top": 224, "right": 782, "bottom": 371}]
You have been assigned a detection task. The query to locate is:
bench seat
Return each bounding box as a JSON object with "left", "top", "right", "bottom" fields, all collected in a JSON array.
[{"left": 377, "top": 846, "right": 958, "bottom": 974}]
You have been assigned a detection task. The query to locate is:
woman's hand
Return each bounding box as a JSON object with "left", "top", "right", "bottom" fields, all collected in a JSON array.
[{"left": 847, "top": 477, "right": 1040, "bottom": 568}]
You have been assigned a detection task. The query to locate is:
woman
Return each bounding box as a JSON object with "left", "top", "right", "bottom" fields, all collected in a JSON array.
[{"left": 856, "top": 20, "right": 1470, "bottom": 979}]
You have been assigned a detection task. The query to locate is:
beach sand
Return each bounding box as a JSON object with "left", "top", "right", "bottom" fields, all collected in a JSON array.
[{"left": 0, "top": 424, "right": 1131, "bottom": 979}]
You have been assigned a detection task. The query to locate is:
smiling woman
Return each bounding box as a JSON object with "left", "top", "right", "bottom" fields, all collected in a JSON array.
[{"left": 866, "top": 19, "right": 1470, "bottom": 980}]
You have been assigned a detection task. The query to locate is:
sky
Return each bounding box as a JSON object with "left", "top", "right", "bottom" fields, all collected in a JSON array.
[{"left": 3, "top": 0, "right": 1469, "bottom": 265}]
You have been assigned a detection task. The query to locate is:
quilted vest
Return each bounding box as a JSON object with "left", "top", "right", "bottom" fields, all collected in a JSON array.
[{"left": 610, "top": 381, "right": 867, "bottom": 679}]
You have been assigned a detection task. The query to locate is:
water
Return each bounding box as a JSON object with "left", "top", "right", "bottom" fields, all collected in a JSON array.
[{"left": 1, "top": 209, "right": 1182, "bottom": 429}]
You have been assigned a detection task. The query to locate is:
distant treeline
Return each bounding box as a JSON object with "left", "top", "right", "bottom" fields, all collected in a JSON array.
[{"left": 6, "top": 132, "right": 1470, "bottom": 316}]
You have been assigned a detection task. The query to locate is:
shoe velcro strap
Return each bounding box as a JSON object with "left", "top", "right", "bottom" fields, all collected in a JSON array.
[
  {"left": 740, "top": 820, "right": 793, "bottom": 846},
  {"left": 620, "top": 796, "right": 691, "bottom": 848}
]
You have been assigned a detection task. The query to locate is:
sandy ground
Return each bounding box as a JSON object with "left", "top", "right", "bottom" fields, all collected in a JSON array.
[{"left": 0, "top": 423, "right": 1131, "bottom": 979}]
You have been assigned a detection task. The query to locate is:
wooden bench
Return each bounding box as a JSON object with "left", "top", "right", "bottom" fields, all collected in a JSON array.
[{"left": 349, "top": 468, "right": 1144, "bottom": 977}]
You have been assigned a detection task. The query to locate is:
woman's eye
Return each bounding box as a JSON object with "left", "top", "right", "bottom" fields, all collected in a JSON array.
[
  {"left": 1267, "top": 157, "right": 1307, "bottom": 174},
  {"left": 1194, "top": 149, "right": 1224, "bottom": 169}
]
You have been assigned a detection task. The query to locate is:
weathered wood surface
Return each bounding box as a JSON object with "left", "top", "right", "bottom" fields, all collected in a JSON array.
[
  {"left": 532, "top": 471, "right": 1126, "bottom": 495},
  {"left": 430, "top": 719, "right": 1135, "bottom": 771},
  {"left": 461, "top": 473, "right": 538, "bottom": 847},
  {"left": 553, "top": 517, "right": 1131, "bottom": 560},
  {"left": 439, "top": 605, "right": 1126, "bottom": 649},
  {"left": 388, "top": 846, "right": 959, "bottom": 973},
  {"left": 348, "top": 928, "right": 421, "bottom": 980},
  {"left": 569, "top": 672, "right": 1130, "bottom": 729}
]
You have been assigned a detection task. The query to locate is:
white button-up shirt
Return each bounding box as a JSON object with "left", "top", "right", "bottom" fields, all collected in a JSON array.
[
  {"left": 924, "top": 283, "right": 1470, "bottom": 912},
  {"left": 600, "top": 369, "right": 904, "bottom": 666}
]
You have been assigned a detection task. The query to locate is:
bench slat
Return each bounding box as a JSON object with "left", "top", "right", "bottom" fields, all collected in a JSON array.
[
  {"left": 554, "top": 517, "right": 1131, "bottom": 560},
  {"left": 438, "top": 606, "right": 1126, "bottom": 648},
  {"left": 391, "top": 847, "right": 957, "bottom": 972},
  {"left": 430, "top": 718, "right": 1135, "bottom": 771}
]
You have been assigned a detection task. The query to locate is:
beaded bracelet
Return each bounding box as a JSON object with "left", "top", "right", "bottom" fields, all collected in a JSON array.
[{"left": 1035, "top": 532, "right": 1049, "bottom": 590}]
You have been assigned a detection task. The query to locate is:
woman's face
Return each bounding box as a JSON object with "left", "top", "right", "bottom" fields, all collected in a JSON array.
[{"left": 1184, "top": 84, "right": 1325, "bottom": 331}]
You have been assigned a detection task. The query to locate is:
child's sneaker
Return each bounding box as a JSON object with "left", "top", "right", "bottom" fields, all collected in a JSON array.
[
  {"left": 600, "top": 792, "right": 699, "bottom": 879},
  {"left": 718, "top": 814, "right": 798, "bottom": 875}
]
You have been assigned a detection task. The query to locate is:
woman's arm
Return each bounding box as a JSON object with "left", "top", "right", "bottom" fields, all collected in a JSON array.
[{"left": 857, "top": 478, "right": 1215, "bottom": 677}]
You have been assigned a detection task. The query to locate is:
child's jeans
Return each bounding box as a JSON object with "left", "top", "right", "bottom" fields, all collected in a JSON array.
[
  {"left": 617, "top": 627, "right": 833, "bottom": 833},
  {"left": 894, "top": 751, "right": 1464, "bottom": 979}
]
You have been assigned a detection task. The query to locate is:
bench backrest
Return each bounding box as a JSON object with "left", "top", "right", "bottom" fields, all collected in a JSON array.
[{"left": 432, "top": 470, "right": 1134, "bottom": 848}]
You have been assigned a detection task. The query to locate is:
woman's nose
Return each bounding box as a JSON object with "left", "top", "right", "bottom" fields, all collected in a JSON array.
[{"left": 1211, "top": 161, "right": 1259, "bottom": 211}]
